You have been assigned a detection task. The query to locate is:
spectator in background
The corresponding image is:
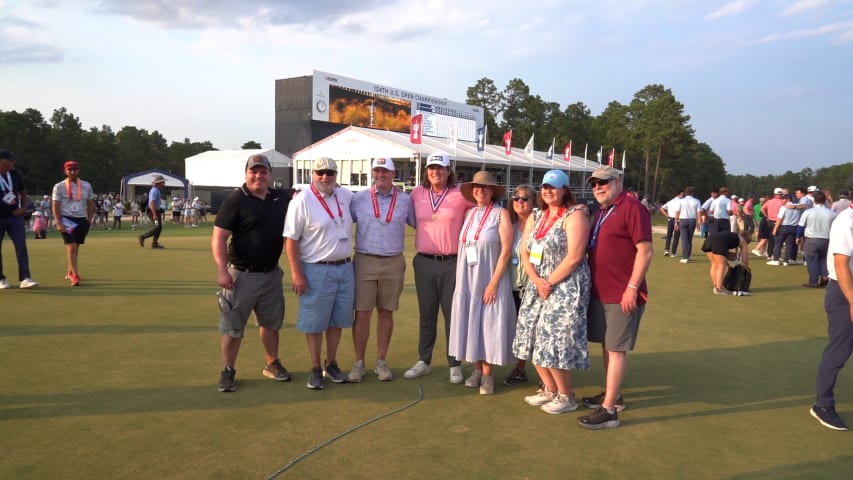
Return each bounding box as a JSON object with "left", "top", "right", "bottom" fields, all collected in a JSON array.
[
  {"left": 798, "top": 191, "right": 835, "bottom": 288},
  {"left": 831, "top": 190, "right": 850, "bottom": 214},
  {"left": 51, "top": 160, "right": 95, "bottom": 287},
  {"left": 32, "top": 211, "right": 47, "bottom": 239},
  {"left": 674, "top": 186, "right": 702, "bottom": 264},
  {"left": 760, "top": 188, "right": 786, "bottom": 259},
  {"left": 130, "top": 198, "right": 141, "bottom": 229},
  {"left": 111, "top": 200, "right": 124, "bottom": 229},
  {"left": 659, "top": 190, "right": 683, "bottom": 257},
  {"left": 138, "top": 175, "right": 166, "bottom": 249},
  {"left": 701, "top": 230, "right": 749, "bottom": 295},
  {"left": 0, "top": 150, "right": 39, "bottom": 289}
]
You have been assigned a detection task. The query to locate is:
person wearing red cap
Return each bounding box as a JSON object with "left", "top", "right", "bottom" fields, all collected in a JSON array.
[
  {"left": 0, "top": 149, "right": 39, "bottom": 289},
  {"left": 51, "top": 160, "right": 95, "bottom": 286}
]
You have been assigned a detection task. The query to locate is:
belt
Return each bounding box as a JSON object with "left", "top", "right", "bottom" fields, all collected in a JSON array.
[
  {"left": 228, "top": 264, "right": 277, "bottom": 273},
  {"left": 359, "top": 253, "right": 400, "bottom": 258},
  {"left": 417, "top": 253, "right": 458, "bottom": 261},
  {"left": 316, "top": 257, "right": 352, "bottom": 266}
]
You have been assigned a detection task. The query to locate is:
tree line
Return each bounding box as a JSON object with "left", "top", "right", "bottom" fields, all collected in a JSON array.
[
  {"left": 466, "top": 78, "right": 853, "bottom": 201},
  {"left": 0, "top": 107, "right": 261, "bottom": 195}
]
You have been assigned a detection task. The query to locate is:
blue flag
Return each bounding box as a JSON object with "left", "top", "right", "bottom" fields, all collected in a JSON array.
[{"left": 476, "top": 126, "right": 486, "bottom": 152}]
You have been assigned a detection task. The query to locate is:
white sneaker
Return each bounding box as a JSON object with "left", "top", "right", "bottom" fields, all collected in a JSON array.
[
  {"left": 751, "top": 249, "right": 764, "bottom": 257},
  {"left": 680, "top": 258, "right": 690, "bottom": 264},
  {"left": 346, "top": 360, "right": 367, "bottom": 383},
  {"left": 524, "top": 388, "right": 555, "bottom": 406},
  {"left": 449, "top": 366, "right": 464, "bottom": 384},
  {"left": 541, "top": 393, "right": 579, "bottom": 414},
  {"left": 0, "top": 278, "right": 11, "bottom": 289},
  {"left": 464, "top": 369, "right": 482, "bottom": 387},
  {"left": 374, "top": 359, "right": 393, "bottom": 381},
  {"left": 19, "top": 278, "right": 39, "bottom": 289},
  {"left": 766, "top": 260, "right": 780, "bottom": 266},
  {"left": 404, "top": 360, "right": 431, "bottom": 379},
  {"left": 479, "top": 375, "right": 495, "bottom": 395}
]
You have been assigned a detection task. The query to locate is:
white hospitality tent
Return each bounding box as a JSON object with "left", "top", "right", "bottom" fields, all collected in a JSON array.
[
  {"left": 291, "top": 126, "right": 610, "bottom": 196},
  {"left": 120, "top": 169, "right": 189, "bottom": 203},
  {"left": 185, "top": 149, "right": 292, "bottom": 189}
]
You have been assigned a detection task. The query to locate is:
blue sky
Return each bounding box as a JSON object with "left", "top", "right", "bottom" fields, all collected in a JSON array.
[{"left": 1, "top": 0, "right": 851, "bottom": 175}]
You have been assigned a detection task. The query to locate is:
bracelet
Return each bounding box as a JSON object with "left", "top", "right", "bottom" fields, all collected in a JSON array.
[{"left": 627, "top": 284, "right": 638, "bottom": 289}]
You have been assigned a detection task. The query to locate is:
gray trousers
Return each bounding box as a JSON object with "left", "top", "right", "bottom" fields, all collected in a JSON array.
[
  {"left": 412, "top": 254, "right": 461, "bottom": 367},
  {"left": 816, "top": 281, "right": 853, "bottom": 408}
]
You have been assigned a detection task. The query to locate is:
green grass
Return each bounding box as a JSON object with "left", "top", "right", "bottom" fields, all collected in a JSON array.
[{"left": 2, "top": 221, "right": 852, "bottom": 479}]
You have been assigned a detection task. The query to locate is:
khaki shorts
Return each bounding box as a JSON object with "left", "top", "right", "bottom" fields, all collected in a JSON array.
[
  {"left": 587, "top": 297, "right": 644, "bottom": 352},
  {"left": 353, "top": 253, "right": 406, "bottom": 312}
]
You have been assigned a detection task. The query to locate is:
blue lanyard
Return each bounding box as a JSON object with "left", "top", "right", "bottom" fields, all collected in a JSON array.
[{"left": 589, "top": 205, "right": 615, "bottom": 249}]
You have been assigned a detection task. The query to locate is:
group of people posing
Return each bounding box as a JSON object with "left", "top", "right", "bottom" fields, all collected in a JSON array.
[{"left": 214, "top": 152, "right": 652, "bottom": 431}]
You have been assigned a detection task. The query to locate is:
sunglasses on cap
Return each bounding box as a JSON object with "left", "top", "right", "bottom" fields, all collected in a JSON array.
[
  {"left": 512, "top": 196, "right": 530, "bottom": 202},
  {"left": 589, "top": 178, "right": 612, "bottom": 187},
  {"left": 314, "top": 170, "right": 337, "bottom": 177}
]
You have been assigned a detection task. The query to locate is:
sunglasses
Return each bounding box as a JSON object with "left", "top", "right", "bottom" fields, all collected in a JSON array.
[
  {"left": 589, "top": 178, "right": 612, "bottom": 187},
  {"left": 314, "top": 170, "right": 337, "bottom": 177},
  {"left": 512, "top": 196, "right": 530, "bottom": 202},
  {"left": 66, "top": 167, "right": 79, "bottom": 171}
]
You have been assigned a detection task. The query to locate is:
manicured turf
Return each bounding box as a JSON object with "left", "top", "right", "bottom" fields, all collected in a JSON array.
[{"left": 1, "top": 222, "right": 851, "bottom": 479}]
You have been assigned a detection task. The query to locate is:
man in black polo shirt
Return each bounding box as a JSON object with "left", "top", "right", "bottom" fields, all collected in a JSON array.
[{"left": 212, "top": 154, "right": 290, "bottom": 392}]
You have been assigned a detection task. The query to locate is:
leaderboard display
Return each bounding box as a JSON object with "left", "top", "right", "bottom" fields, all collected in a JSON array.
[{"left": 311, "top": 70, "right": 483, "bottom": 142}]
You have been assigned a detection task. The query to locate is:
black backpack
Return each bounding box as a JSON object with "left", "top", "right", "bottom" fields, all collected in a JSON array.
[{"left": 724, "top": 264, "right": 752, "bottom": 293}]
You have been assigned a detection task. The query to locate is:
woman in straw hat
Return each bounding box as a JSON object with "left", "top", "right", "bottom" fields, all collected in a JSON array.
[{"left": 448, "top": 170, "right": 516, "bottom": 395}]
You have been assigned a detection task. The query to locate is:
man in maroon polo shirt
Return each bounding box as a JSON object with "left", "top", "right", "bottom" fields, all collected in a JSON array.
[{"left": 578, "top": 166, "right": 653, "bottom": 430}]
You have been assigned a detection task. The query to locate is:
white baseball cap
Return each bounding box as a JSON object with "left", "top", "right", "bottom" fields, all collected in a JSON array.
[{"left": 371, "top": 157, "right": 395, "bottom": 171}]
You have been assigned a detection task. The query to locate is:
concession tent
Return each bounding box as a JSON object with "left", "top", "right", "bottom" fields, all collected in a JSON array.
[
  {"left": 120, "top": 169, "right": 189, "bottom": 203},
  {"left": 184, "top": 149, "right": 292, "bottom": 189}
]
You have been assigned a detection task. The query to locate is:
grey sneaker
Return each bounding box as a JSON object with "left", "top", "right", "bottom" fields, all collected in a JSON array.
[
  {"left": 374, "top": 359, "right": 393, "bottom": 381},
  {"left": 581, "top": 391, "right": 626, "bottom": 411},
  {"left": 217, "top": 366, "right": 236, "bottom": 392},
  {"left": 541, "top": 393, "right": 578, "bottom": 414},
  {"left": 479, "top": 375, "right": 495, "bottom": 395},
  {"left": 306, "top": 367, "right": 324, "bottom": 390},
  {"left": 262, "top": 359, "right": 292, "bottom": 381},
  {"left": 524, "top": 388, "right": 555, "bottom": 406},
  {"left": 0, "top": 278, "right": 11, "bottom": 289},
  {"left": 578, "top": 406, "right": 621, "bottom": 429},
  {"left": 347, "top": 360, "right": 367, "bottom": 383},
  {"left": 464, "top": 369, "right": 483, "bottom": 388},
  {"left": 324, "top": 360, "right": 346, "bottom": 383}
]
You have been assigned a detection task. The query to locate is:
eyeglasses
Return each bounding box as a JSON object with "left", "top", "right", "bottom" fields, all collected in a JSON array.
[
  {"left": 314, "top": 170, "right": 337, "bottom": 177},
  {"left": 66, "top": 167, "right": 79, "bottom": 171},
  {"left": 512, "top": 196, "right": 530, "bottom": 202},
  {"left": 589, "top": 179, "right": 612, "bottom": 187}
]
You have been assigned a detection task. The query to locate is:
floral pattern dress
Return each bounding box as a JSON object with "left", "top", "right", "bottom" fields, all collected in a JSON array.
[{"left": 512, "top": 206, "right": 590, "bottom": 370}]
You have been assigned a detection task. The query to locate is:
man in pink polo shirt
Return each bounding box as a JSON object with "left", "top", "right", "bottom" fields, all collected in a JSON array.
[
  {"left": 404, "top": 151, "right": 474, "bottom": 383},
  {"left": 579, "top": 166, "right": 653, "bottom": 430}
]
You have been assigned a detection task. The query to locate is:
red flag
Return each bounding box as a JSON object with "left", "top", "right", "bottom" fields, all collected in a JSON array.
[
  {"left": 608, "top": 148, "right": 615, "bottom": 167},
  {"left": 503, "top": 130, "right": 512, "bottom": 155},
  {"left": 563, "top": 141, "right": 572, "bottom": 162},
  {"left": 410, "top": 114, "right": 423, "bottom": 144}
]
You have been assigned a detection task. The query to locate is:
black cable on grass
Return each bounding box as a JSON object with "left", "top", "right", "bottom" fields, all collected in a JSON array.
[{"left": 265, "top": 372, "right": 461, "bottom": 479}]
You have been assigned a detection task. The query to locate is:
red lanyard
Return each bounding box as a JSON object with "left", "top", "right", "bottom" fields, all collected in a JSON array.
[
  {"left": 65, "top": 178, "right": 82, "bottom": 201},
  {"left": 462, "top": 204, "right": 494, "bottom": 242},
  {"left": 310, "top": 184, "right": 342, "bottom": 221},
  {"left": 371, "top": 186, "right": 398, "bottom": 223},
  {"left": 534, "top": 207, "right": 565, "bottom": 240}
]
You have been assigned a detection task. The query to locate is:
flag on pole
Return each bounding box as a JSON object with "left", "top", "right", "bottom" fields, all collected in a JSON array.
[
  {"left": 448, "top": 121, "right": 458, "bottom": 149},
  {"left": 410, "top": 114, "right": 423, "bottom": 144},
  {"left": 608, "top": 148, "right": 615, "bottom": 167},
  {"left": 564, "top": 141, "right": 572, "bottom": 162},
  {"left": 546, "top": 138, "right": 555, "bottom": 161},
  {"left": 476, "top": 126, "right": 486, "bottom": 152},
  {"left": 503, "top": 130, "right": 513, "bottom": 156},
  {"left": 524, "top": 133, "right": 534, "bottom": 159},
  {"left": 621, "top": 150, "right": 626, "bottom": 170},
  {"left": 584, "top": 143, "right": 588, "bottom": 160},
  {"left": 597, "top": 146, "right": 603, "bottom": 165}
]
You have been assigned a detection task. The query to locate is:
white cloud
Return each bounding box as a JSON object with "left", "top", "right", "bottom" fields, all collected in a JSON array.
[
  {"left": 755, "top": 21, "right": 853, "bottom": 44},
  {"left": 705, "top": 0, "right": 755, "bottom": 20},
  {"left": 781, "top": 0, "right": 828, "bottom": 17}
]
